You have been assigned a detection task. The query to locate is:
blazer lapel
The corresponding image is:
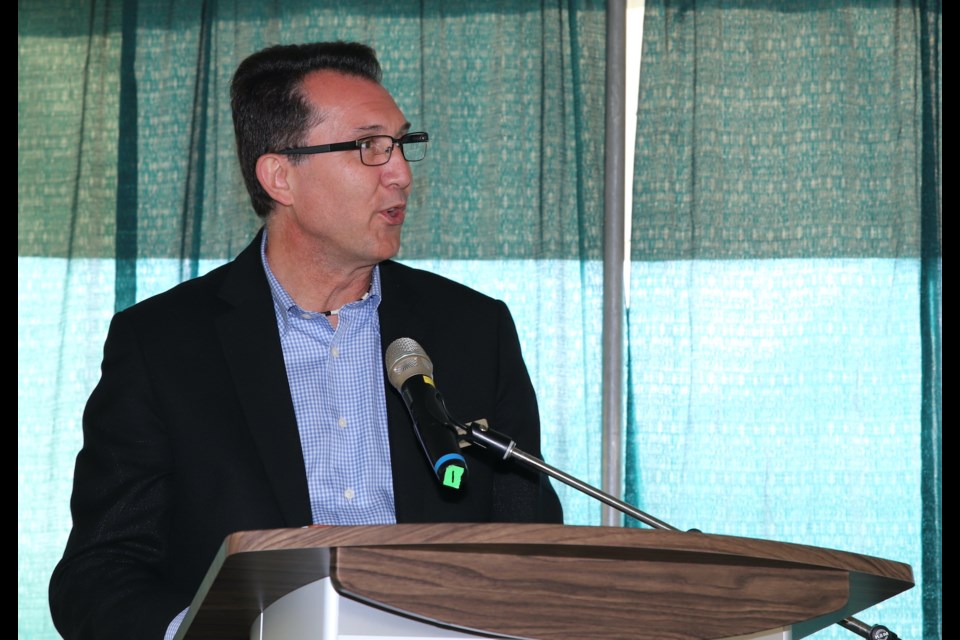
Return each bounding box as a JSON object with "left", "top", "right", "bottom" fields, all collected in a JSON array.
[
  {"left": 214, "top": 232, "right": 312, "bottom": 527},
  {"left": 378, "top": 260, "right": 438, "bottom": 523}
]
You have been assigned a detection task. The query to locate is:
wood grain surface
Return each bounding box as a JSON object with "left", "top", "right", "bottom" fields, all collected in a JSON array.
[{"left": 180, "top": 524, "right": 913, "bottom": 640}]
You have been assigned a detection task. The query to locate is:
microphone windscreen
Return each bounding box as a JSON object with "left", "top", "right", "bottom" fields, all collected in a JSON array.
[{"left": 385, "top": 337, "right": 434, "bottom": 390}]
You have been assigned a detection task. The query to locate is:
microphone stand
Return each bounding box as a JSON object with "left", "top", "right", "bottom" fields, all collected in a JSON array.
[
  {"left": 464, "top": 419, "right": 678, "bottom": 532},
  {"left": 458, "top": 419, "right": 901, "bottom": 640}
]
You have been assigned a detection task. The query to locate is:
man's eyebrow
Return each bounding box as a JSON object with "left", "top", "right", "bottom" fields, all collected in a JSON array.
[{"left": 352, "top": 122, "right": 412, "bottom": 137}]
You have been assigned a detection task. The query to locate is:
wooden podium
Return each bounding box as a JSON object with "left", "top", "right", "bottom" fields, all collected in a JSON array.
[{"left": 176, "top": 524, "right": 913, "bottom": 640}]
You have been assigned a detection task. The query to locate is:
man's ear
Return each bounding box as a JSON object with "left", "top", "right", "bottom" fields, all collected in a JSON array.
[{"left": 256, "top": 154, "right": 294, "bottom": 207}]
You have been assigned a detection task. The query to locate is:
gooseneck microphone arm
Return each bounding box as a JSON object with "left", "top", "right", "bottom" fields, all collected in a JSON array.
[{"left": 463, "top": 419, "right": 680, "bottom": 531}]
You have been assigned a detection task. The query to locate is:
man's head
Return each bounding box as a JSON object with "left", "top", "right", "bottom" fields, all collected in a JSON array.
[{"left": 231, "top": 42, "right": 382, "bottom": 218}]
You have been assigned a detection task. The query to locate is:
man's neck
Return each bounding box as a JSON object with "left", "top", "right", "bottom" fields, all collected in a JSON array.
[{"left": 263, "top": 223, "right": 375, "bottom": 316}]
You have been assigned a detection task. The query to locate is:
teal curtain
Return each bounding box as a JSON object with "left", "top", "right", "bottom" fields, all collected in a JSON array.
[
  {"left": 627, "top": 2, "right": 940, "bottom": 639},
  {"left": 18, "top": 2, "right": 606, "bottom": 637}
]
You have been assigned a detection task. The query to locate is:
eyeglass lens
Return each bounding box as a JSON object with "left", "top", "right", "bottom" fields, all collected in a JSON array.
[{"left": 359, "top": 135, "right": 427, "bottom": 165}]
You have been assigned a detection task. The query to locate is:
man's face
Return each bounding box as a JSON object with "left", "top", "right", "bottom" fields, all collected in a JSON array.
[{"left": 271, "top": 70, "right": 413, "bottom": 270}]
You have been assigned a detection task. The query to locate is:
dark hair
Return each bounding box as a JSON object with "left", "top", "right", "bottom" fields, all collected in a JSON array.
[{"left": 230, "top": 42, "right": 383, "bottom": 218}]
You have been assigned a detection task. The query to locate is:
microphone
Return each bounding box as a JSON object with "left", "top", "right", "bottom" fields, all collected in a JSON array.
[{"left": 384, "top": 338, "right": 468, "bottom": 491}]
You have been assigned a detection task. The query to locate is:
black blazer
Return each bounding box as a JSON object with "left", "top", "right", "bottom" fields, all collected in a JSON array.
[{"left": 49, "top": 233, "right": 562, "bottom": 640}]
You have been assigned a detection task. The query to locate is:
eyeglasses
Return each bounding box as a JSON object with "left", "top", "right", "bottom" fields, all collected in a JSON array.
[{"left": 275, "top": 132, "right": 429, "bottom": 166}]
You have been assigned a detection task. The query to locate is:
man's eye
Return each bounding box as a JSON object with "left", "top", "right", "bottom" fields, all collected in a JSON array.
[{"left": 360, "top": 137, "right": 390, "bottom": 153}]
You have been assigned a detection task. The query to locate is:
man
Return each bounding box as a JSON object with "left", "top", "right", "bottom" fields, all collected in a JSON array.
[{"left": 49, "top": 42, "right": 562, "bottom": 639}]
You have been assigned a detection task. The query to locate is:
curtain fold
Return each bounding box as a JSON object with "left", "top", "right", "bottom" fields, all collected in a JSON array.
[
  {"left": 19, "top": 2, "right": 606, "bottom": 636},
  {"left": 626, "top": 1, "right": 938, "bottom": 638}
]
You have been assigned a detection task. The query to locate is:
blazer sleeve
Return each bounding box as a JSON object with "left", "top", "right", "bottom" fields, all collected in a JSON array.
[
  {"left": 49, "top": 312, "right": 188, "bottom": 640},
  {"left": 489, "top": 300, "right": 564, "bottom": 524}
]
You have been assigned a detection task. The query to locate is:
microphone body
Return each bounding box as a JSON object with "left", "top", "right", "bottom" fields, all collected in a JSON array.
[{"left": 385, "top": 338, "right": 468, "bottom": 490}]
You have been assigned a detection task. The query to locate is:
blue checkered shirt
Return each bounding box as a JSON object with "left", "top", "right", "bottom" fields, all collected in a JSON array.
[{"left": 260, "top": 233, "right": 396, "bottom": 525}]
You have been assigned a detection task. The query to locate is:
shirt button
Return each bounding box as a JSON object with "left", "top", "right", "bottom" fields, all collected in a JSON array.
[
  {"left": 331, "top": 346, "right": 340, "bottom": 358},
  {"left": 338, "top": 417, "right": 347, "bottom": 429},
  {"left": 343, "top": 487, "right": 355, "bottom": 501},
  {"left": 299, "top": 312, "right": 311, "bottom": 319}
]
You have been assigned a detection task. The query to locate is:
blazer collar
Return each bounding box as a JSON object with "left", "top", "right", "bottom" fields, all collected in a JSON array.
[{"left": 214, "top": 230, "right": 312, "bottom": 527}]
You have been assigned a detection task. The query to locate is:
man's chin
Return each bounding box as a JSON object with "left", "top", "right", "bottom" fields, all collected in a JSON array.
[{"left": 371, "top": 239, "right": 402, "bottom": 264}]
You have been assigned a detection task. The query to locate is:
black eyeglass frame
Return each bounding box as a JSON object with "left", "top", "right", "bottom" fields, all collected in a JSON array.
[{"left": 275, "top": 131, "right": 429, "bottom": 166}]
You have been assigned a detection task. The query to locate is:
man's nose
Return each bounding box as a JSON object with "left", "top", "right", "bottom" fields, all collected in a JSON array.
[{"left": 382, "top": 147, "right": 413, "bottom": 189}]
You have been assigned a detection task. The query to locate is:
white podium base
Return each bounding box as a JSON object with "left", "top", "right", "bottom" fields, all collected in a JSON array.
[
  {"left": 249, "top": 577, "right": 793, "bottom": 640},
  {"left": 250, "top": 577, "right": 487, "bottom": 640}
]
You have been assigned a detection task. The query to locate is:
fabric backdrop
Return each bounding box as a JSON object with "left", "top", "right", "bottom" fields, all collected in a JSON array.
[{"left": 626, "top": 2, "right": 940, "bottom": 639}]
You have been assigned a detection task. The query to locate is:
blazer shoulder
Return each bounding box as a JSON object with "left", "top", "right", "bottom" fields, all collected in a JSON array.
[
  {"left": 111, "top": 261, "right": 234, "bottom": 334},
  {"left": 378, "top": 260, "right": 502, "bottom": 311},
  {"left": 115, "top": 234, "right": 266, "bottom": 326}
]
